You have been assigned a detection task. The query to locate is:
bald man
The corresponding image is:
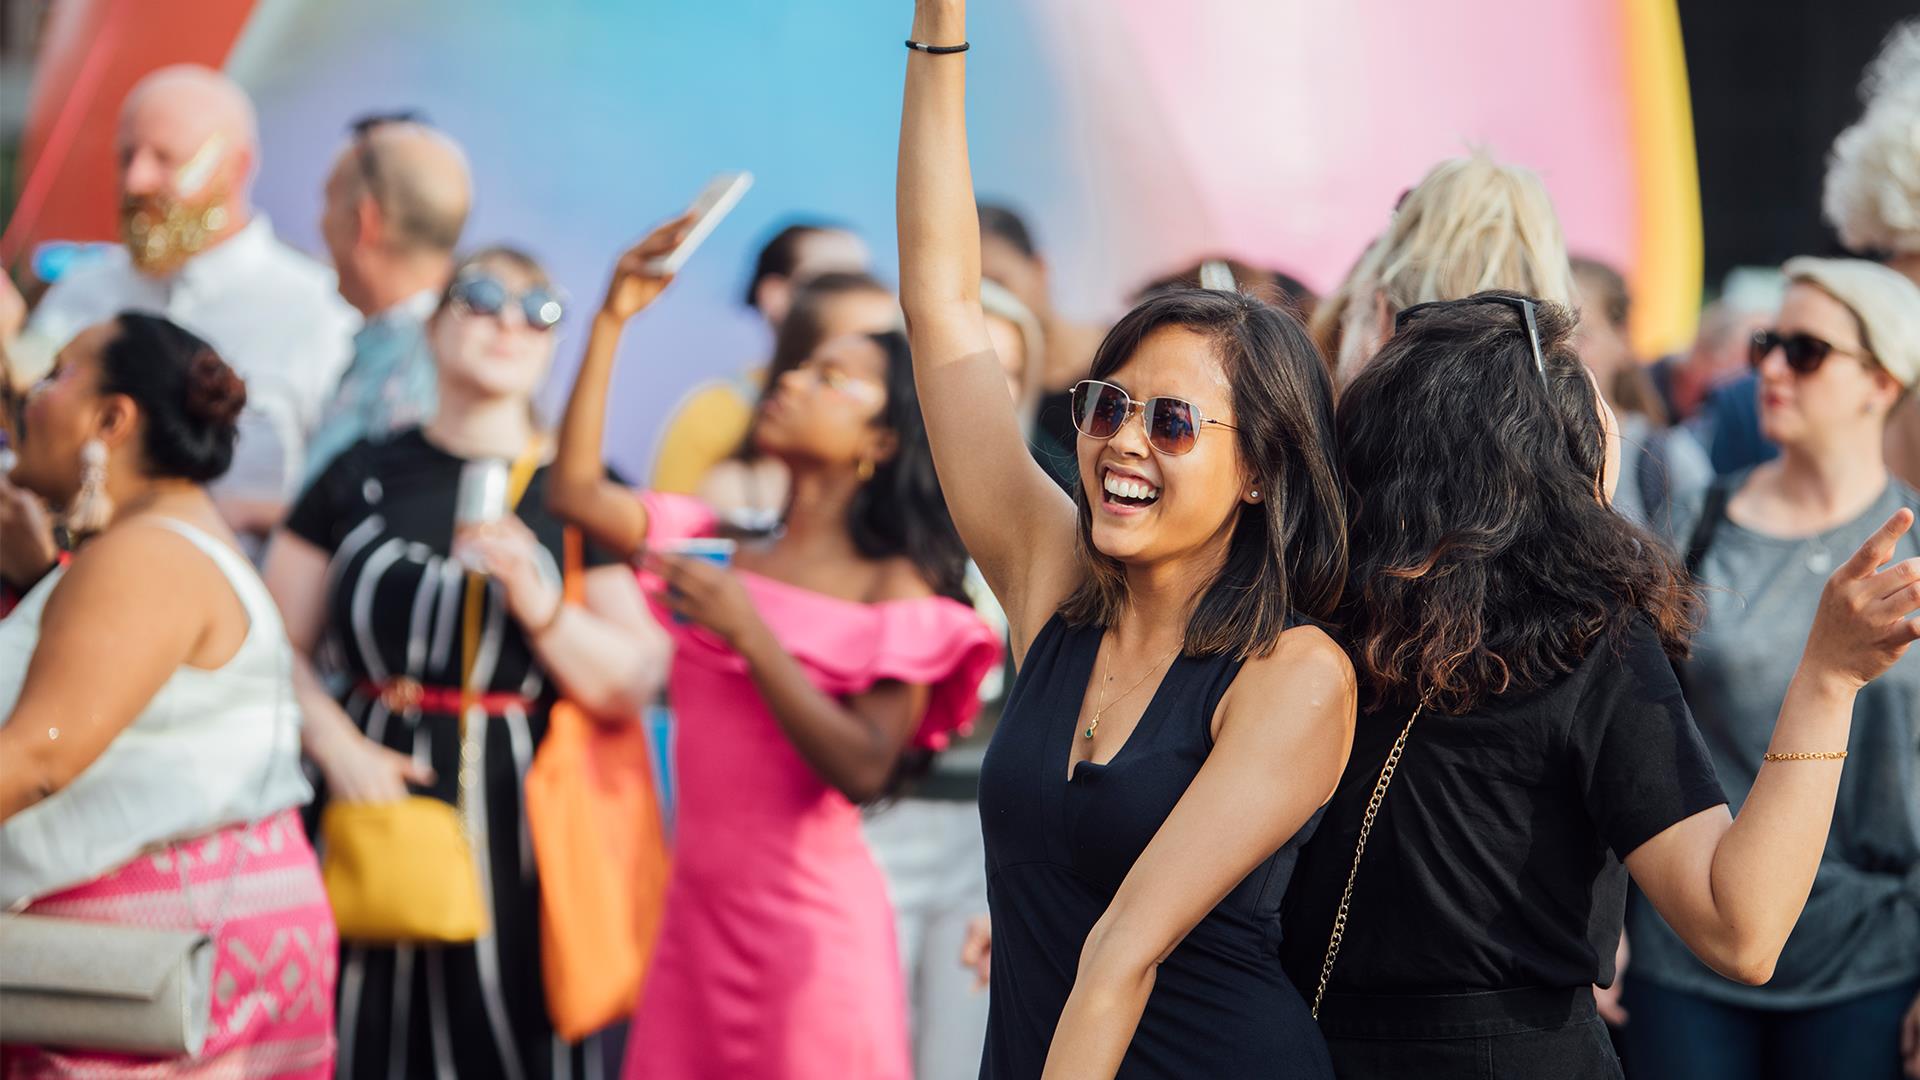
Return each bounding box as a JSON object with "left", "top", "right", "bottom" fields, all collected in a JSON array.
[
  {"left": 304, "top": 116, "right": 471, "bottom": 480},
  {"left": 12, "top": 64, "right": 357, "bottom": 550}
]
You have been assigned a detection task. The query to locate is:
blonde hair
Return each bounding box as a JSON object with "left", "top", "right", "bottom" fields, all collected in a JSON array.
[
  {"left": 1369, "top": 151, "right": 1576, "bottom": 314},
  {"left": 1823, "top": 20, "right": 1920, "bottom": 256},
  {"left": 1311, "top": 237, "right": 1381, "bottom": 365}
]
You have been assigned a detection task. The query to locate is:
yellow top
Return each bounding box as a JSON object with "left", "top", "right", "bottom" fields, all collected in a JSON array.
[{"left": 649, "top": 378, "right": 758, "bottom": 494}]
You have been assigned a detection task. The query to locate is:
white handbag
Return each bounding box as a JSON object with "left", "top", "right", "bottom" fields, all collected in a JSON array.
[{"left": 0, "top": 917, "right": 214, "bottom": 1055}]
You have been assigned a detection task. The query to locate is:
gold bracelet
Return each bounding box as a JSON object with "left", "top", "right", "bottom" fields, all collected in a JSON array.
[{"left": 1762, "top": 750, "right": 1849, "bottom": 762}]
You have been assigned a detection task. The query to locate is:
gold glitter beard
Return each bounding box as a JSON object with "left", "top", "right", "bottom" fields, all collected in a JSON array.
[{"left": 119, "top": 188, "right": 230, "bottom": 275}]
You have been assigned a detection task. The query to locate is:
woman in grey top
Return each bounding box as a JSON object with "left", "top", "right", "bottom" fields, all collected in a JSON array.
[{"left": 1623, "top": 257, "right": 1920, "bottom": 1080}]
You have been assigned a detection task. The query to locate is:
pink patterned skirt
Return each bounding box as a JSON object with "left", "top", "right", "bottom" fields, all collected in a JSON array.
[{"left": 2, "top": 810, "right": 337, "bottom": 1079}]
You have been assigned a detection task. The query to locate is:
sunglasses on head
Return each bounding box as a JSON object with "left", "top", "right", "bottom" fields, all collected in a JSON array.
[
  {"left": 448, "top": 274, "right": 565, "bottom": 332},
  {"left": 1394, "top": 293, "right": 1549, "bottom": 388},
  {"left": 1069, "top": 379, "right": 1236, "bottom": 457},
  {"left": 1748, "top": 329, "right": 1873, "bottom": 376}
]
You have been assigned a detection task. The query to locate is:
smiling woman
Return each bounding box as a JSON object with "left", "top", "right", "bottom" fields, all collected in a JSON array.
[
  {"left": 1058, "top": 292, "right": 1347, "bottom": 661},
  {"left": 897, "top": 2, "right": 1355, "bottom": 1076}
]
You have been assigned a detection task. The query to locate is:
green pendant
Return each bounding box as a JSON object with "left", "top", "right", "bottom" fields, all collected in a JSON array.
[{"left": 1083, "top": 723, "right": 1096, "bottom": 739}]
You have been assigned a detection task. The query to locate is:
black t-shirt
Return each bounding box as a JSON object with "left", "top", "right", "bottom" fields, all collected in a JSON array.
[{"left": 1280, "top": 618, "right": 1726, "bottom": 997}]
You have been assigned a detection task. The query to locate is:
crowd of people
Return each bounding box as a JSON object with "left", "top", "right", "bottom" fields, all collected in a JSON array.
[{"left": 0, "top": 4, "right": 1917, "bottom": 1079}]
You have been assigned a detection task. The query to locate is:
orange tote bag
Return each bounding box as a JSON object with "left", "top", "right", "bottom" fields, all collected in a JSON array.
[{"left": 525, "top": 529, "right": 673, "bottom": 1041}]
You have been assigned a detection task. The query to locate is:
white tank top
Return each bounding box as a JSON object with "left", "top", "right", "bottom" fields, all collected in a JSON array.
[{"left": 0, "top": 518, "right": 312, "bottom": 906}]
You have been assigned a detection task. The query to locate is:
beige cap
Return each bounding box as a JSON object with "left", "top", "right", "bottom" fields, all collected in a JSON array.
[{"left": 1781, "top": 256, "right": 1920, "bottom": 387}]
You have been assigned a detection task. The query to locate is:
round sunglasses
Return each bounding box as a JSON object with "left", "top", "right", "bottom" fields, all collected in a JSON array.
[
  {"left": 448, "top": 274, "right": 565, "bottom": 332},
  {"left": 1749, "top": 329, "right": 1873, "bottom": 376},
  {"left": 1069, "top": 379, "right": 1237, "bottom": 457}
]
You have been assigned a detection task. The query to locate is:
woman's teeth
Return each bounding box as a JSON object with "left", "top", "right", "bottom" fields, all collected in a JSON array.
[{"left": 1102, "top": 472, "right": 1160, "bottom": 504}]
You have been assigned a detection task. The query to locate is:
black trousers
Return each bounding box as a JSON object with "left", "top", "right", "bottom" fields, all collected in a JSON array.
[{"left": 1318, "top": 986, "right": 1622, "bottom": 1080}]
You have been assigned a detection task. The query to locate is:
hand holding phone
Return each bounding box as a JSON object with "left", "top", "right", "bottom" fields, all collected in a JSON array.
[
  {"left": 645, "top": 172, "right": 752, "bottom": 275},
  {"left": 641, "top": 534, "right": 737, "bottom": 626},
  {"left": 600, "top": 173, "right": 751, "bottom": 322},
  {"left": 603, "top": 217, "right": 696, "bottom": 322}
]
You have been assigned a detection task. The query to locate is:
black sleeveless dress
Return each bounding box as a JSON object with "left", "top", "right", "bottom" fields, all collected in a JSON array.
[{"left": 976, "top": 614, "right": 1335, "bottom": 1078}]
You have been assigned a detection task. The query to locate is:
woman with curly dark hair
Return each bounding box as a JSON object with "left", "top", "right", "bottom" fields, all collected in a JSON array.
[{"left": 1280, "top": 292, "right": 1920, "bottom": 1079}]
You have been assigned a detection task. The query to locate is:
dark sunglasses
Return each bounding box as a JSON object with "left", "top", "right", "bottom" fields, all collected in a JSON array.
[
  {"left": 348, "top": 110, "right": 427, "bottom": 202},
  {"left": 1748, "top": 329, "right": 1873, "bottom": 376},
  {"left": 448, "top": 274, "right": 565, "bottom": 331},
  {"left": 1394, "top": 293, "right": 1548, "bottom": 387},
  {"left": 1069, "top": 379, "right": 1237, "bottom": 457}
]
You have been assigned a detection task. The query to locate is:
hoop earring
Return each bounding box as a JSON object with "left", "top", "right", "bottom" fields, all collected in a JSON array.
[
  {"left": 856, "top": 458, "right": 876, "bottom": 482},
  {"left": 64, "top": 438, "right": 113, "bottom": 536}
]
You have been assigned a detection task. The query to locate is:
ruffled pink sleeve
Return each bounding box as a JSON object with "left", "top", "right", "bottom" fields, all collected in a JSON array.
[
  {"left": 669, "top": 578, "right": 1003, "bottom": 752},
  {"left": 855, "top": 598, "right": 1002, "bottom": 751},
  {"left": 640, "top": 491, "right": 720, "bottom": 545},
  {"left": 635, "top": 490, "right": 1003, "bottom": 750},
  {"left": 746, "top": 590, "right": 1001, "bottom": 751}
]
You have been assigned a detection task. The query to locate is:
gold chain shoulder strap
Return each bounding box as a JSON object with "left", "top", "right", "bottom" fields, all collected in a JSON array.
[{"left": 1311, "top": 695, "right": 1430, "bottom": 1021}]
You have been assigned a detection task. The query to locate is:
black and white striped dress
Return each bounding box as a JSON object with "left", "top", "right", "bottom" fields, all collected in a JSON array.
[{"left": 287, "top": 429, "right": 619, "bottom": 1080}]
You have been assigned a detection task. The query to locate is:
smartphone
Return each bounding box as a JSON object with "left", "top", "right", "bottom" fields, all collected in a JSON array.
[
  {"left": 657, "top": 537, "right": 737, "bottom": 567},
  {"left": 645, "top": 172, "right": 753, "bottom": 275},
  {"left": 655, "top": 537, "right": 738, "bottom": 624}
]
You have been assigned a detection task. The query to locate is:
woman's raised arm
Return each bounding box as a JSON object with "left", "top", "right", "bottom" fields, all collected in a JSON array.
[
  {"left": 547, "top": 215, "right": 693, "bottom": 559},
  {"left": 898, "top": 0, "right": 1077, "bottom": 654}
]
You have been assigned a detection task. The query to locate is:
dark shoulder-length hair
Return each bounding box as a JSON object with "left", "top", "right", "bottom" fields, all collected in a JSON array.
[
  {"left": 1337, "top": 290, "right": 1698, "bottom": 714},
  {"left": 849, "top": 329, "right": 970, "bottom": 604},
  {"left": 1056, "top": 289, "right": 1349, "bottom": 658}
]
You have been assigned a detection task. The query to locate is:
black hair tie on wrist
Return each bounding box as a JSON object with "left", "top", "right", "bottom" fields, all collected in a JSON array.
[{"left": 905, "top": 39, "right": 970, "bottom": 54}]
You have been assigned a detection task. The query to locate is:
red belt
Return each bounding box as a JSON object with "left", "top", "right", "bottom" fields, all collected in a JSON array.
[{"left": 356, "top": 678, "right": 533, "bottom": 716}]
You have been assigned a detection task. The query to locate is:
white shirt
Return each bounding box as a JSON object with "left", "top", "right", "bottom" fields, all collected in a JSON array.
[
  {"left": 15, "top": 216, "right": 359, "bottom": 505},
  {"left": 0, "top": 519, "right": 312, "bottom": 906}
]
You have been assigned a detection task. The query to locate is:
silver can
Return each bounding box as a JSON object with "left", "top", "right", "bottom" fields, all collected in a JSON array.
[{"left": 454, "top": 458, "right": 511, "bottom": 529}]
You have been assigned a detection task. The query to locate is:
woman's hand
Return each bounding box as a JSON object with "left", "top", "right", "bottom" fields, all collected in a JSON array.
[
  {"left": 1801, "top": 508, "right": 1920, "bottom": 690},
  {"left": 961, "top": 914, "right": 992, "bottom": 992},
  {"left": 601, "top": 213, "right": 696, "bottom": 323},
  {"left": 0, "top": 475, "right": 59, "bottom": 591},
  {"left": 311, "top": 723, "right": 435, "bottom": 803},
  {"left": 455, "top": 515, "right": 564, "bottom": 631},
  {"left": 645, "top": 551, "right": 762, "bottom": 648},
  {"left": 1594, "top": 934, "right": 1629, "bottom": 1026}
]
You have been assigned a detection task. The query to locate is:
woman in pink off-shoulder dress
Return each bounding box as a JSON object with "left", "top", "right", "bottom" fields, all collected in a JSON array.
[{"left": 547, "top": 217, "right": 999, "bottom": 1079}]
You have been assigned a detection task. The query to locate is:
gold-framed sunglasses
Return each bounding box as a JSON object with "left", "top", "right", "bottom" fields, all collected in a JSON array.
[{"left": 1069, "top": 379, "right": 1237, "bottom": 456}]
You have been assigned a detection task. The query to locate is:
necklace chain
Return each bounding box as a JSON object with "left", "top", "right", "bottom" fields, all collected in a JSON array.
[{"left": 1085, "top": 635, "right": 1181, "bottom": 741}]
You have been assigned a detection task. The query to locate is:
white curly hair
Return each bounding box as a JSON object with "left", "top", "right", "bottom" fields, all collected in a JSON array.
[{"left": 1823, "top": 19, "right": 1920, "bottom": 255}]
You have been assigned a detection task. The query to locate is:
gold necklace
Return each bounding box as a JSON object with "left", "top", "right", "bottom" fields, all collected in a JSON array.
[{"left": 1085, "top": 637, "right": 1181, "bottom": 740}]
